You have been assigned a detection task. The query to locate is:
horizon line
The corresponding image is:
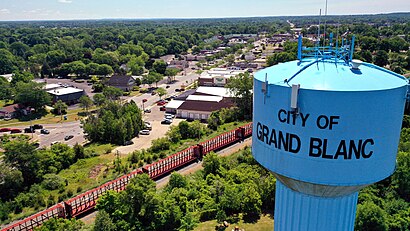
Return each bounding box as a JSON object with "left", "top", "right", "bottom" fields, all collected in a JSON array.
[{"left": 0, "top": 11, "right": 409, "bottom": 23}]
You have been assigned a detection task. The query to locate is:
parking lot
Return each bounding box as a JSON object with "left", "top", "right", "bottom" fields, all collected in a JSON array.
[{"left": 115, "top": 102, "right": 184, "bottom": 155}]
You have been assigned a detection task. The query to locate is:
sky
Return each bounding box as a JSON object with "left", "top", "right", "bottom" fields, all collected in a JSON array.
[{"left": 0, "top": 0, "right": 409, "bottom": 21}]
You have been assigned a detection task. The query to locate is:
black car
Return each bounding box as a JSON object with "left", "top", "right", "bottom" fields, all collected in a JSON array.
[
  {"left": 161, "top": 119, "right": 172, "bottom": 125},
  {"left": 33, "top": 124, "right": 43, "bottom": 129},
  {"left": 64, "top": 135, "right": 74, "bottom": 141},
  {"left": 144, "top": 109, "right": 152, "bottom": 113},
  {"left": 24, "top": 127, "right": 35, "bottom": 133},
  {"left": 124, "top": 140, "right": 134, "bottom": 145},
  {"left": 40, "top": 129, "right": 50, "bottom": 134}
]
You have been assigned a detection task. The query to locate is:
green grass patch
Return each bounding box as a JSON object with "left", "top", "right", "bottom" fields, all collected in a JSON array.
[
  {"left": 0, "top": 107, "right": 96, "bottom": 128},
  {"left": 194, "top": 214, "right": 273, "bottom": 231}
]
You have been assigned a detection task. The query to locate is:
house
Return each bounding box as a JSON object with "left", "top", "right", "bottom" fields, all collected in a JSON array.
[
  {"left": 0, "top": 104, "right": 30, "bottom": 119},
  {"left": 106, "top": 75, "right": 135, "bottom": 91},
  {"left": 47, "top": 87, "right": 84, "bottom": 104}
]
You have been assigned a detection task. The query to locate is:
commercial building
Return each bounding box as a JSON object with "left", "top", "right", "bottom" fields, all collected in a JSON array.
[
  {"left": 47, "top": 87, "right": 84, "bottom": 104},
  {"left": 198, "top": 68, "right": 246, "bottom": 87},
  {"left": 166, "top": 86, "right": 235, "bottom": 120}
]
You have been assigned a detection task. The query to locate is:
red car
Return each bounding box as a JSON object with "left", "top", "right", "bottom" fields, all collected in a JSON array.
[
  {"left": 159, "top": 106, "right": 166, "bottom": 111},
  {"left": 142, "top": 99, "right": 148, "bottom": 103},
  {"left": 157, "top": 100, "right": 167, "bottom": 106},
  {"left": 0, "top": 128, "right": 11, "bottom": 132},
  {"left": 10, "top": 128, "right": 22, "bottom": 134}
]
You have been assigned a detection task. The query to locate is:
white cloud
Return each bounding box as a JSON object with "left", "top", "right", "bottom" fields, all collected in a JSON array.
[
  {"left": 58, "top": 0, "right": 73, "bottom": 3},
  {"left": 0, "top": 9, "right": 10, "bottom": 14}
]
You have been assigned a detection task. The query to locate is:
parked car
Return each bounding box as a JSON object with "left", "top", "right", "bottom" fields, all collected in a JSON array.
[
  {"left": 165, "top": 115, "right": 173, "bottom": 120},
  {"left": 24, "top": 127, "right": 35, "bottom": 133},
  {"left": 33, "top": 124, "right": 43, "bottom": 129},
  {"left": 0, "top": 128, "right": 11, "bottom": 132},
  {"left": 124, "top": 140, "right": 134, "bottom": 146},
  {"left": 165, "top": 113, "right": 175, "bottom": 119},
  {"left": 161, "top": 119, "right": 173, "bottom": 125},
  {"left": 144, "top": 122, "right": 152, "bottom": 130},
  {"left": 157, "top": 100, "right": 167, "bottom": 106},
  {"left": 64, "top": 135, "right": 74, "bottom": 141},
  {"left": 170, "top": 95, "right": 176, "bottom": 99},
  {"left": 175, "top": 89, "right": 181, "bottom": 92},
  {"left": 144, "top": 109, "right": 151, "bottom": 113},
  {"left": 41, "top": 129, "right": 50, "bottom": 134},
  {"left": 139, "top": 129, "right": 150, "bottom": 135},
  {"left": 151, "top": 91, "right": 157, "bottom": 95},
  {"left": 166, "top": 85, "right": 170, "bottom": 89},
  {"left": 51, "top": 141, "right": 60, "bottom": 145},
  {"left": 10, "top": 128, "right": 22, "bottom": 134},
  {"left": 160, "top": 106, "right": 166, "bottom": 111},
  {"left": 142, "top": 98, "right": 148, "bottom": 103}
]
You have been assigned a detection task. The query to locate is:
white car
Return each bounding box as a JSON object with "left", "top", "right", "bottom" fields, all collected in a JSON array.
[
  {"left": 139, "top": 130, "right": 150, "bottom": 135},
  {"left": 164, "top": 113, "right": 175, "bottom": 119}
]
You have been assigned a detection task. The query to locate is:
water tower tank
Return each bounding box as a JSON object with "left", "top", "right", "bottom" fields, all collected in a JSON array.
[{"left": 252, "top": 35, "right": 408, "bottom": 231}]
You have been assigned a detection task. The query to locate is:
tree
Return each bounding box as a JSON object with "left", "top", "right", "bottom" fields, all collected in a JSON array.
[
  {"left": 93, "top": 210, "right": 116, "bottom": 231},
  {"left": 167, "top": 172, "right": 188, "bottom": 191},
  {"left": 226, "top": 72, "right": 253, "bottom": 120},
  {"left": 103, "top": 86, "right": 123, "bottom": 101},
  {"left": 34, "top": 218, "right": 84, "bottom": 231},
  {"left": 143, "top": 71, "right": 163, "bottom": 87},
  {"left": 73, "top": 143, "right": 85, "bottom": 160},
  {"left": 0, "top": 76, "right": 14, "bottom": 102},
  {"left": 374, "top": 50, "right": 389, "bottom": 67},
  {"left": 79, "top": 95, "right": 93, "bottom": 113},
  {"left": 0, "top": 48, "right": 17, "bottom": 74},
  {"left": 11, "top": 71, "right": 34, "bottom": 86},
  {"left": 225, "top": 54, "right": 235, "bottom": 66},
  {"left": 96, "top": 64, "right": 114, "bottom": 77},
  {"left": 93, "top": 93, "right": 107, "bottom": 106},
  {"left": 392, "top": 152, "right": 410, "bottom": 201},
  {"left": 355, "top": 201, "right": 388, "bottom": 231},
  {"left": 266, "top": 52, "right": 295, "bottom": 66},
  {"left": 15, "top": 81, "right": 51, "bottom": 111},
  {"left": 165, "top": 68, "right": 179, "bottom": 82},
  {"left": 156, "top": 87, "right": 167, "bottom": 100},
  {"left": 4, "top": 140, "right": 39, "bottom": 185},
  {"left": 203, "top": 152, "right": 221, "bottom": 177},
  {"left": 53, "top": 100, "right": 68, "bottom": 115},
  {"left": 0, "top": 162, "right": 24, "bottom": 200},
  {"left": 152, "top": 60, "right": 167, "bottom": 74}
]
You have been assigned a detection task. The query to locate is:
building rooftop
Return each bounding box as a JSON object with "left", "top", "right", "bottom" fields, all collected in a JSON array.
[
  {"left": 44, "top": 84, "right": 62, "bottom": 90},
  {"left": 165, "top": 100, "right": 185, "bottom": 109},
  {"left": 47, "top": 87, "right": 84, "bottom": 96},
  {"left": 186, "top": 95, "right": 223, "bottom": 102},
  {"left": 178, "top": 98, "right": 235, "bottom": 112},
  {"left": 107, "top": 75, "right": 133, "bottom": 86},
  {"left": 196, "top": 86, "right": 232, "bottom": 98}
]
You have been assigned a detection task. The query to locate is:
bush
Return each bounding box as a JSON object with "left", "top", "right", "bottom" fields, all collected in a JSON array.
[
  {"left": 67, "top": 189, "right": 74, "bottom": 197},
  {"left": 139, "top": 88, "right": 149, "bottom": 93},
  {"left": 42, "top": 174, "right": 66, "bottom": 190},
  {"left": 76, "top": 186, "right": 82, "bottom": 193},
  {"left": 150, "top": 137, "right": 171, "bottom": 153}
]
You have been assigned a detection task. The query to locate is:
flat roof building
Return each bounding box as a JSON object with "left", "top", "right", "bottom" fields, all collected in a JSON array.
[{"left": 47, "top": 87, "right": 84, "bottom": 104}]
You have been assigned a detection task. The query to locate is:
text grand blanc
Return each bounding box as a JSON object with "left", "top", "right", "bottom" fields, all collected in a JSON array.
[{"left": 256, "top": 109, "right": 374, "bottom": 160}]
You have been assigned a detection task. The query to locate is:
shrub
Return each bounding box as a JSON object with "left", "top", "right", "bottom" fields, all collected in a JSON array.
[{"left": 42, "top": 174, "right": 66, "bottom": 190}]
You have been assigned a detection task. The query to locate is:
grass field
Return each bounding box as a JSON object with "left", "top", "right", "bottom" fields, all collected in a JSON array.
[
  {"left": 0, "top": 107, "right": 95, "bottom": 128},
  {"left": 194, "top": 214, "right": 274, "bottom": 231}
]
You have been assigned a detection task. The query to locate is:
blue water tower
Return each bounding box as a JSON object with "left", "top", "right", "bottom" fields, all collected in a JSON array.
[{"left": 252, "top": 35, "right": 408, "bottom": 231}]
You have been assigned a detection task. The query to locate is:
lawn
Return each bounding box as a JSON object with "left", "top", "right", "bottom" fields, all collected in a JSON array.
[
  {"left": 194, "top": 214, "right": 274, "bottom": 231},
  {"left": 0, "top": 107, "right": 95, "bottom": 128}
]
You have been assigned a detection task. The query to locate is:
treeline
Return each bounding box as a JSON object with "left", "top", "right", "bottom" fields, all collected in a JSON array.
[
  {"left": 0, "top": 140, "right": 88, "bottom": 222},
  {"left": 83, "top": 100, "right": 143, "bottom": 145}
]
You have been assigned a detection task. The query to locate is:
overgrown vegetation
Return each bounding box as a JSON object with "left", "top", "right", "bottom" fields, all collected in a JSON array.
[{"left": 82, "top": 100, "right": 143, "bottom": 145}]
